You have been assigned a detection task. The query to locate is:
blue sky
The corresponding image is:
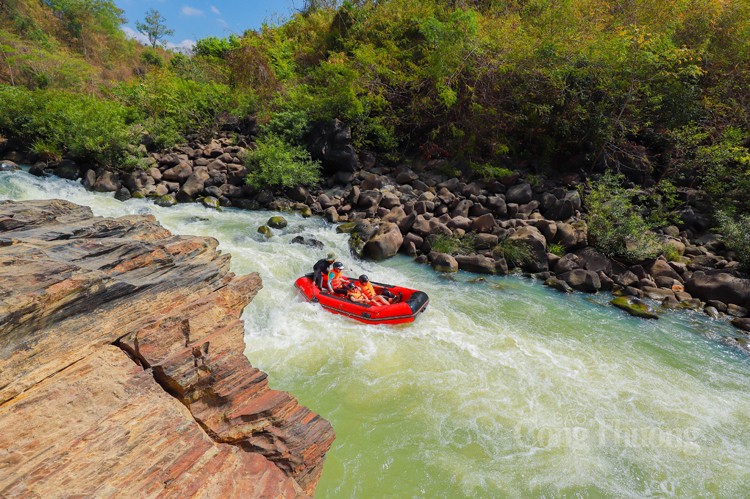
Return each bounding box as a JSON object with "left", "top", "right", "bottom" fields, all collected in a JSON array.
[{"left": 115, "top": 0, "right": 304, "bottom": 51}]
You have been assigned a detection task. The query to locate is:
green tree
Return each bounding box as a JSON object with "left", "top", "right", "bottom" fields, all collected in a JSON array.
[{"left": 136, "top": 8, "right": 173, "bottom": 49}]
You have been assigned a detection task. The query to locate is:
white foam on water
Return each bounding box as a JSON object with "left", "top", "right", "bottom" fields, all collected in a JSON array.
[{"left": 4, "top": 169, "right": 750, "bottom": 497}]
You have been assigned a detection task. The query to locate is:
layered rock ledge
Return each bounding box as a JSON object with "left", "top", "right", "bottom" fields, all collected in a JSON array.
[{"left": 0, "top": 199, "right": 334, "bottom": 497}]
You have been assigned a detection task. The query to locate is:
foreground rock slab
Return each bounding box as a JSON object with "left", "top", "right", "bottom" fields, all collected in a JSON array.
[{"left": 0, "top": 199, "right": 333, "bottom": 497}]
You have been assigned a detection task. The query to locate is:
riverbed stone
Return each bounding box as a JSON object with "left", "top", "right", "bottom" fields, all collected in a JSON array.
[
  {"left": 507, "top": 225, "right": 548, "bottom": 272},
  {"left": 731, "top": 318, "right": 750, "bottom": 332},
  {"left": 685, "top": 271, "right": 750, "bottom": 308},
  {"left": 363, "top": 222, "right": 403, "bottom": 261},
  {"left": 611, "top": 296, "right": 659, "bottom": 319},
  {"left": 559, "top": 269, "right": 601, "bottom": 293},
  {"left": 545, "top": 277, "right": 573, "bottom": 293},
  {"left": 267, "top": 216, "right": 288, "bottom": 229},
  {"left": 430, "top": 252, "right": 458, "bottom": 273},
  {"left": 454, "top": 254, "right": 496, "bottom": 274},
  {"left": 471, "top": 213, "right": 497, "bottom": 233},
  {"left": 506, "top": 183, "right": 532, "bottom": 204}
]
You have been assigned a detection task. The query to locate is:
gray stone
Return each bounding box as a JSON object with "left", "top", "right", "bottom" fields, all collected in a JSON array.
[
  {"left": 430, "top": 252, "right": 458, "bottom": 273},
  {"left": 559, "top": 269, "right": 601, "bottom": 293},
  {"left": 363, "top": 222, "right": 404, "bottom": 261},
  {"left": 454, "top": 254, "right": 497, "bottom": 274},
  {"left": 506, "top": 183, "right": 532, "bottom": 204}
]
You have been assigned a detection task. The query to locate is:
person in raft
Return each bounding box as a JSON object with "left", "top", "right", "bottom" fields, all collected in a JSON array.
[
  {"left": 313, "top": 252, "right": 336, "bottom": 290},
  {"left": 346, "top": 282, "right": 371, "bottom": 304},
  {"left": 355, "top": 275, "right": 390, "bottom": 306},
  {"left": 327, "top": 261, "right": 347, "bottom": 294}
]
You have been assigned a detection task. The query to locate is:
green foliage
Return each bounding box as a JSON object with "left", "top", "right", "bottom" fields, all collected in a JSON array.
[
  {"left": 140, "top": 48, "right": 162, "bottom": 68},
  {"left": 493, "top": 239, "right": 533, "bottom": 268},
  {"left": 244, "top": 133, "right": 321, "bottom": 189},
  {"left": 0, "top": 84, "right": 134, "bottom": 166},
  {"left": 547, "top": 242, "right": 565, "bottom": 257},
  {"left": 111, "top": 71, "right": 233, "bottom": 147},
  {"left": 584, "top": 172, "right": 663, "bottom": 262},
  {"left": 194, "top": 35, "right": 240, "bottom": 59},
  {"left": 430, "top": 234, "right": 474, "bottom": 255},
  {"left": 135, "top": 8, "right": 173, "bottom": 49},
  {"left": 469, "top": 163, "right": 513, "bottom": 182},
  {"left": 715, "top": 210, "right": 750, "bottom": 268}
]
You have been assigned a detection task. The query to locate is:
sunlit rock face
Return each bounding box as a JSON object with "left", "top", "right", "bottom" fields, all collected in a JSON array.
[{"left": 0, "top": 199, "right": 334, "bottom": 497}]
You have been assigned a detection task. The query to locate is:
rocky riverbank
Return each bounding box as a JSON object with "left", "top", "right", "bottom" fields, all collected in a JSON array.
[
  {"left": 2, "top": 119, "right": 749, "bottom": 348},
  {"left": 0, "top": 199, "right": 334, "bottom": 497}
]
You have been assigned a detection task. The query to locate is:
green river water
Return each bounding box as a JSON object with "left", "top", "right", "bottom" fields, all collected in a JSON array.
[{"left": 2, "top": 169, "right": 750, "bottom": 497}]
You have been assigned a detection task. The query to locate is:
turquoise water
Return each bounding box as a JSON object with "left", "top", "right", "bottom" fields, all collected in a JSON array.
[{"left": 3, "top": 169, "right": 750, "bottom": 497}]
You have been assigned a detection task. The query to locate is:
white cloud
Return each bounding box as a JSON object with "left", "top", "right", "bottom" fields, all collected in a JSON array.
[
  {"left": 217, "top": 18, "right": 229, "bottom": 29},
  {"left": 181, "top": 5, "right": 204, "bottom": 17},
  {"left": 167, "top": 39, "right": 196, "bottom": 53},
  {"left": 210, "top": 5, "right": 221, "bottom": 15},
  {"left": 122, "top": 26, "right": 149, "bottom": 45}
]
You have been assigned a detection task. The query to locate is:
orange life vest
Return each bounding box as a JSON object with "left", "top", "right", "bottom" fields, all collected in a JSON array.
[
  {"left": 347, "top": 287, "right": 366, "bottom": 302},
  {"left": 357, "top": 281, "right": 377, "bottom": 299},
  {"left": 328, "top": 269, "right": 344, "bottom": 288}
]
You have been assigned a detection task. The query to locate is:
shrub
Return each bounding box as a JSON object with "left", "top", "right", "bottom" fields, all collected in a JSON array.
[
  {"left": 430, "top": 234, "right": 474, "bottom": 255},
  {"left": 493, "top": 238, "right": 533, "bottom": 268},
  {"left": 584, "top": 172, "right": 662, "bottom": 263},
  {"left": 715, "top": 210, "right": 750, "bottom": 268},
  {"left": 469, "top": 163, "right": 513, "bottom": 182},
  {"left": 547, "top": 242, "right": 565, "bottom": 257},
  {"left": 0, "top": 85, "right": 134, "bottom": 166},
  {"left": 244, "top": 133, "right": 321, "bottom": 189}
]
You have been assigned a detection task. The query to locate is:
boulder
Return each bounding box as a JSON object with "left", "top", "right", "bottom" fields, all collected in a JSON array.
[
  {"left": 430, "top": 252, "right": 458, "bottom": 273},
  {"left": 685, "top": 271, "right": 750, "bottom": 308},
  {"left": 202, "top": 196, "right": 221, "bottom": 210},
  {"left": 267, "top": 216, "right": 288, "bottom": 229},
  {"left": 0, "top": 160, "right": 19, "bottom": 171},
  {"left": 154, "top": 194, "right": 177, "bottom": 207},
  {"left": 611, "top": 296, "right": 659, "bottom": 319},
  {"left": 52, "top": 159, "right": 80, "bottom": 180},
  {"left": 257, "top": 225, "right": 272, "bottom": 238},
  {"left": 447, "top": 216, "right": 472, "bottom": 232},
  {"left": 506, "top": 225, "right": 548, "bottom": 272},
  {"left": 92, "top": 170, "right": 120, "bottom": 192},
  {"left": 559, "top": 269, "right": 601, "bottom": 293},
  {"left": 505, "top": 183, "right": 532, "bottom": 204},
  {"left": 574, "top": 247, "right": 614, "bottom": 275},
  {"left": 362, "top": 222, "right": 404, "bottom": 261},
  {"left": 114, "top": 187, "right": 131, "bottom": 202},
  {"left": 380, "top": 191, "right": 401, "bottom": 210},
  {"left": 308, "top": 119, "right": 359, "bottom": 174},
  {"left": 554, "top": 221, "right": 587, "bottom": 249},
  {"left": 162, "top": 161, "right": 193, "bottom": 182},
  {"left": 544, "top": 277, "right": 573, "bottom": 293},
  {"left": 454, "top": 254, "right": 497, "bottom": 274},
  {"left": 647, "top": 257, "right": 683, "bottom": 283},
  {"left": 177, "top": 167, "right": 210, "bottom": 201},
  {"left": 470, "top": 213, "right": 497, "bottom": 233},
  {"left": 553, "top": 253, "right": 580, "bottom": 274},
  {"left": 731, "top": 318, "right": 750, "bottom": 332},
  {"left": 356, "top": 190, "right": 383, "bottom": 210},
  {"left": 324, "top": 206, "right": 339, "bottom": 223}
]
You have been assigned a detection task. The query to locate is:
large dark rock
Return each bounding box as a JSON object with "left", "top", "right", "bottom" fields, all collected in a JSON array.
[
  {"left": 308, "top": 119, "right": 359, "bottom": 174},
  {"left": 363, "top": 222, "right": 403, "bottom": 261},
  {"left": 177, "top": 167, "right": 210, "bottom": 201},
  {"left": 559, "top": 269, "right": 601, "bottom": 293},
  {"left": 505, "top": 183, "right": 532, "bottom": 204},
  {"left": 685, "top": 271, "right": 750, "bottom": 308},
  {"left": 454, "top": 254, "right": 497, "bottom": 274},
  {"left": 92, "top": 170, "right": 120, "bottom": 192},
  {"left": 52, "top": 159, "right": 81, "bottom": 181},
  {"left": 506, "top": 225, "right": 548, "bottom": 272},
  {"left": 430, "top": 252, "right": 458, "bottom": 273}
]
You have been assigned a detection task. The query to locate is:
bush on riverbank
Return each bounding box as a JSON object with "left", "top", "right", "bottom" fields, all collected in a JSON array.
[
  {"left": 244, "top": 133, "right": 321, "bottom": 189},
  {"left": 715, "top": 210, "right": 750, "bottom": 269},
  {"left": 0, "top": 85, "right": 135, "bottom": 166},
  {"left": 584, "top": 173, "right": 664, "bottom": 263}
]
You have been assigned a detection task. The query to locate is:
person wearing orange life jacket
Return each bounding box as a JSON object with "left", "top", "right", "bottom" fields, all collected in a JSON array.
[
  {"left": 327, "top": 261, "right": 347, "bottom": 294},
  {"left": 346, "top": 282, "right": 372, "bottom": 304},
  {"left": 355, "top": 275, "right": 390, "bottom": 306}
]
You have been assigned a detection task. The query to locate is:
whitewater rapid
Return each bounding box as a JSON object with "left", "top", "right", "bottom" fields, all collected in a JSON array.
[{"left": 2, "top": 169, "right": 750, "bottom": 497}]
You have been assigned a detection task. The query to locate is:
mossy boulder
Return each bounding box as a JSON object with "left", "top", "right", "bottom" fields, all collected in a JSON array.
[
  {"left": 611, "top": 296, "right": 659, "bottom": 320},
  {"left": 154, "top": 194, "right": 177, "bottom": 207},
  {"left": 336, "top": 222, "right": 358, "bottom": 234},
  {"left": 267, "top": 215, "right": 288, "bottom": 229},
  {"left": 202, "top": 196, "right": 221, "bottom": 210},
  {"left": 258, "top": 225, "right": 272, "bottom": 238}
]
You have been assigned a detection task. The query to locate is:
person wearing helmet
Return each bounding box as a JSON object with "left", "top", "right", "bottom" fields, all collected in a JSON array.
[
  {"left": 346, "top": 281, "right": 369, "bottom": 304},
  {"left": 313, "top": 252, "right": 336, "bottom": 290},
  {"left": 356, "top": 274, "right": 390, "bottom": 306},
  {"left": 327, "top": 261, "right": 347, "bottom": 294}
]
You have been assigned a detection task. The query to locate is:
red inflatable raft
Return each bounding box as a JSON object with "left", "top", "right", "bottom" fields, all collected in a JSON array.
[{"left": 294, "top": 274, "right": 429, "bottom": 325}]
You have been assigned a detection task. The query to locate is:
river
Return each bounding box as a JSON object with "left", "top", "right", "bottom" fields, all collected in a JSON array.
[{"left": 2, "top": 169, "right": 750, "bottom": 497}]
